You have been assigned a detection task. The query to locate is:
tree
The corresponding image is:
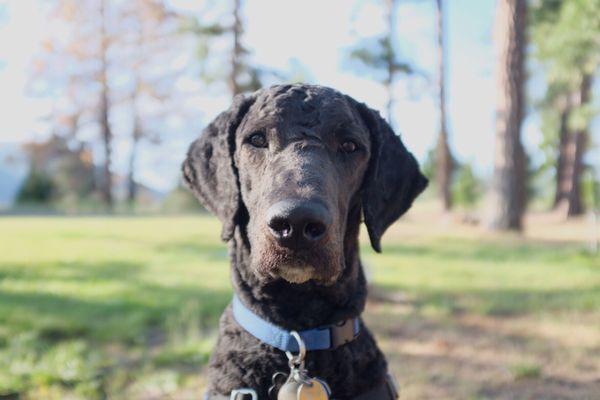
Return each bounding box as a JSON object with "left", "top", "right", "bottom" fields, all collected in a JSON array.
[
  {"left": 98, "top": 0, "right": 113, "bottom": 208},
  {"left": 16, "top": 170, "right": 55, "bottom": 205},
  {"left": 452, "top": 162, "right": 483, "bottom": 209},
  {"left": 532, "top": 0, "right": 600, "bottom": 217},
  {"left": 347, "top": 0, "right": 413, "bottom": 125},
  {"left": 31, "top": 0, "right": 187, "bottom": 208},
  {"left": 487, "top": 0, "right": 527, "bottom": 231},
  {"left": 435, "top": 0, "right": 454, "bottom": 211},
  {"left": 188, "top": 0, "right": 265, "bottom": 99},
  {"left": 116, "top": 0, "right": 186, "bottom": 203},
  {"left": 30, "top": 0, "right": 117, "bottom": 209},
  {"left": 17, "top": 135, "right": 96, "bottom": 207}
]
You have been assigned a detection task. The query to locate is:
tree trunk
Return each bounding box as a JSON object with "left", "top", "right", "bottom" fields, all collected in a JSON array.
[
  {"left": 127, "top": 120, "right": 141, "bottom": 204},
  {"left": 384, "top": 0, "right": 395, "bottom": 125},
  {"left": 554, "top": 96, "right": 571, "bottom": 207},
  {"left": 127, "top": 18, "right": 144, "bottom": 205},
  {"left": 229, "top": 0, "right": 242, "bottom": 97},
  {"left": 99, "top": 0, "right": 113, "bottom": 210},
  {"left": 567, "top": 130, "right": 587, "bottom": 216},
  {"left": 487, "top": 0, "right": 527, "bottom": 231},
  {"left": 435, "top": 0, "right": 453, "bottom": 211},
  {"left": 559, "top": 74, "right": 591, "bottom": 217}
]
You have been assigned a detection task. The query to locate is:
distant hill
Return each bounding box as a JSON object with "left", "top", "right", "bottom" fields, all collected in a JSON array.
[{"left": 0, "top": 143, "right": 27, "bottom": 208}]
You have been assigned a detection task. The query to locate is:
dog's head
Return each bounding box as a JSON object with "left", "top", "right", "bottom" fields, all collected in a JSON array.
[{"left": 183, "top": 85, "right": 427, "bottom": 285}]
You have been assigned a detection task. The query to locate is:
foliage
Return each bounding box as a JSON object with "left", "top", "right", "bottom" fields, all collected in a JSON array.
[
  {"left": 423, "top": 147, "right": 482, "bottom": 208},
  {"left": 452, "top": 163, "right": 483, "bottom": 208},
  {"left": 15, "top": 136, "right": 97, "bottom": 209},
  {"left": 16, "top": 170, "right": 55, "bottom": 204},
  {"left": 582, "top": 169, "right": 600, "bottom": 211},
  {"left": 421, "top": 146, "right": 437, "bottom": 182},
  {"left": 184, "top": 0, "right": 279, "bottom": 94},
  {"left": 161, "top": 184, "right": 205, "bottom": 213},
  {"left": 344, "top": 0, "right": 416, "bottom": 125},
  {"left": 348, "top": 36, "right": 413, "bottom": 82},
  {"left": 532, "top": 0, "right": 600, "bottom": 85},
  {"left": 531, "top": 1, "right": 600, "bottom": 168}
]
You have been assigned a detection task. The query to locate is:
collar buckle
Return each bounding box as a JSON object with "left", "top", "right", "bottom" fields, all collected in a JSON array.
[{"left": 330, "top": 318, "right": 359, "bottom": 348}]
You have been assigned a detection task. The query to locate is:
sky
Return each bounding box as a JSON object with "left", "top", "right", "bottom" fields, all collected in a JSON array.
[{"left": 0, "top": 0, "right": 597, "bottom": 193}]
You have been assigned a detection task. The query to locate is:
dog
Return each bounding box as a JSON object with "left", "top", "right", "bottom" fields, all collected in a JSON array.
[{"left": 183, "top": 84, "right": 427, "bottom": 399}]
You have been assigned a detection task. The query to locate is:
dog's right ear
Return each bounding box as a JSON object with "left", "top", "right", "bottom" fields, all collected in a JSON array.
[
  {"left": 346, "top": 96, "right": 428, "bottom": 253},
  {"left": 182, "top": 93, "right": 256, "bottom": 241}
]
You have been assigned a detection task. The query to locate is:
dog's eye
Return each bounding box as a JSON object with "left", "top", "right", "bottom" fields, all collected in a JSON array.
[
  {"left": 341, "top": 140, "right": 358, "bottom": 153},
  {"left": 248, "top": 132, "right": 267, "bottom": 148}
]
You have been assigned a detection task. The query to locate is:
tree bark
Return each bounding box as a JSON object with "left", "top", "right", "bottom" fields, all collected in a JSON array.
[
  {"left": 435, "top": 0, "right": 453, "bottom": 211},
  {"left": 99, "top": 0, "right": 113, "bottom": 209},
  {"left": 487, "top": 0, "right": 527, "bottom": 231}
]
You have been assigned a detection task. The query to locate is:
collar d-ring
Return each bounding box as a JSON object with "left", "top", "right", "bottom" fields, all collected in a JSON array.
[{"left": 285, "top": 330, "right": 306, "bottom": 367}]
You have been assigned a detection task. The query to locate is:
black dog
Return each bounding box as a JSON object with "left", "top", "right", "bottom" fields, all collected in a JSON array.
[{"left": 183, "top": 84, "right": 427, "bottom": 399}]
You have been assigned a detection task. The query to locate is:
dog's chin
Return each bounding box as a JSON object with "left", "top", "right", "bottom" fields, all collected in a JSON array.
[
  {"left": 252, "top": 239, "right": 342, "bottom": 286},
  {"left": 255, "top": 261, "right": 340, "bottom": 286},
  {"left": 277, "top": 264, "right": 315, "bottom": 284},
  {"left": 274, "top": 263, "right": 340, "bottom": 286}
]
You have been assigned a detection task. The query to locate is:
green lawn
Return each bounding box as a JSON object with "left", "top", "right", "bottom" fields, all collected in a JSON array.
[{"left": 0, "top": 215, "right": 598, "bottom": 399}]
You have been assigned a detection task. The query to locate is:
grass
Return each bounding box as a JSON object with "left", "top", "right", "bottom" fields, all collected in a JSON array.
[
  {"left": 0, "top": 213, "right": 598, "bottom": 399},
  {"left": 510, "top": 363, "right": 543, "bottom": 380}
]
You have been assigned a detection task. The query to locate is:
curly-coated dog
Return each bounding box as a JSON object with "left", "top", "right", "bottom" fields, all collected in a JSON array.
[{"left": 183, "top": 84, "right": 427, "bottom": 399}]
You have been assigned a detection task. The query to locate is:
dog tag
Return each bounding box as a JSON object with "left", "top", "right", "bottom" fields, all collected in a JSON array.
[
  {"left": 277, "top": 380, "right": 301, "bottom": 400},
  {"left": 297, "top": 378, "right": 330, "bottom": 400}
]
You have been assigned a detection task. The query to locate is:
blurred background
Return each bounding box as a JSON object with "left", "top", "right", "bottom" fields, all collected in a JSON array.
[{"left": 0, "top": 0, "right": 598, "bottom": 399}]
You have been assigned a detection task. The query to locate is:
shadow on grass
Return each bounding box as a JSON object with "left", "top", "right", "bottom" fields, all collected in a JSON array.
[
  {"left": 154, "top": 240, "right": 228, "bottom": 261},
  {"left": 371, "top": 283, "right": 600, "bottom": 316},
  {"left": 367, "top": 239, "right": 596, "bottom": 266},
  {"left": 0, "top": 258, "right": 230, "bottom": 398},
  {"left": 0, "top": 260, "right": 231, "bottom": 344},
  {"left": 0, "top": 260, "right": 145, "bottom": 282}
]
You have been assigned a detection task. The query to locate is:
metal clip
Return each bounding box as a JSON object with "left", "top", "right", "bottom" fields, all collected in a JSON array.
[
  {"left": 230, "top": 388, "right": 257, "bottom": 400},
  {"left": 285, "top": 330, "right": 306, "bottom": 369}
]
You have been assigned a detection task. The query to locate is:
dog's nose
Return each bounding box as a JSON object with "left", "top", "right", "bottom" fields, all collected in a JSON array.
[{"left": 266, "top": 200, "right": 331, "bottom": 248}]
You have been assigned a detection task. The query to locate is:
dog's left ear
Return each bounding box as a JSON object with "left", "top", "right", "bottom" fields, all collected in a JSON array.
[
  {"left": 346, "top": 96, "right": 428, "bottom": 253},
  {"left": 182, "top": 93, "right": 257, "bottom": 241}
]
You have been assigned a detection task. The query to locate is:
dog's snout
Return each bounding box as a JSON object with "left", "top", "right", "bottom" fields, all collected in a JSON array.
[{"left": 266, "top": 200, "right": 331, "bottom": 248}]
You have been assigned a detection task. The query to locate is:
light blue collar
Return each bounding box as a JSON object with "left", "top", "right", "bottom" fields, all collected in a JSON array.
[{"left": 232, "top": 294, "right": 360, "bottom": 352}]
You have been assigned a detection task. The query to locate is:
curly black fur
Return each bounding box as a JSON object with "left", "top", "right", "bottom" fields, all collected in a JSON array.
[{"left": 183, "top": 84, "right": 427, "bottom": 399}]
